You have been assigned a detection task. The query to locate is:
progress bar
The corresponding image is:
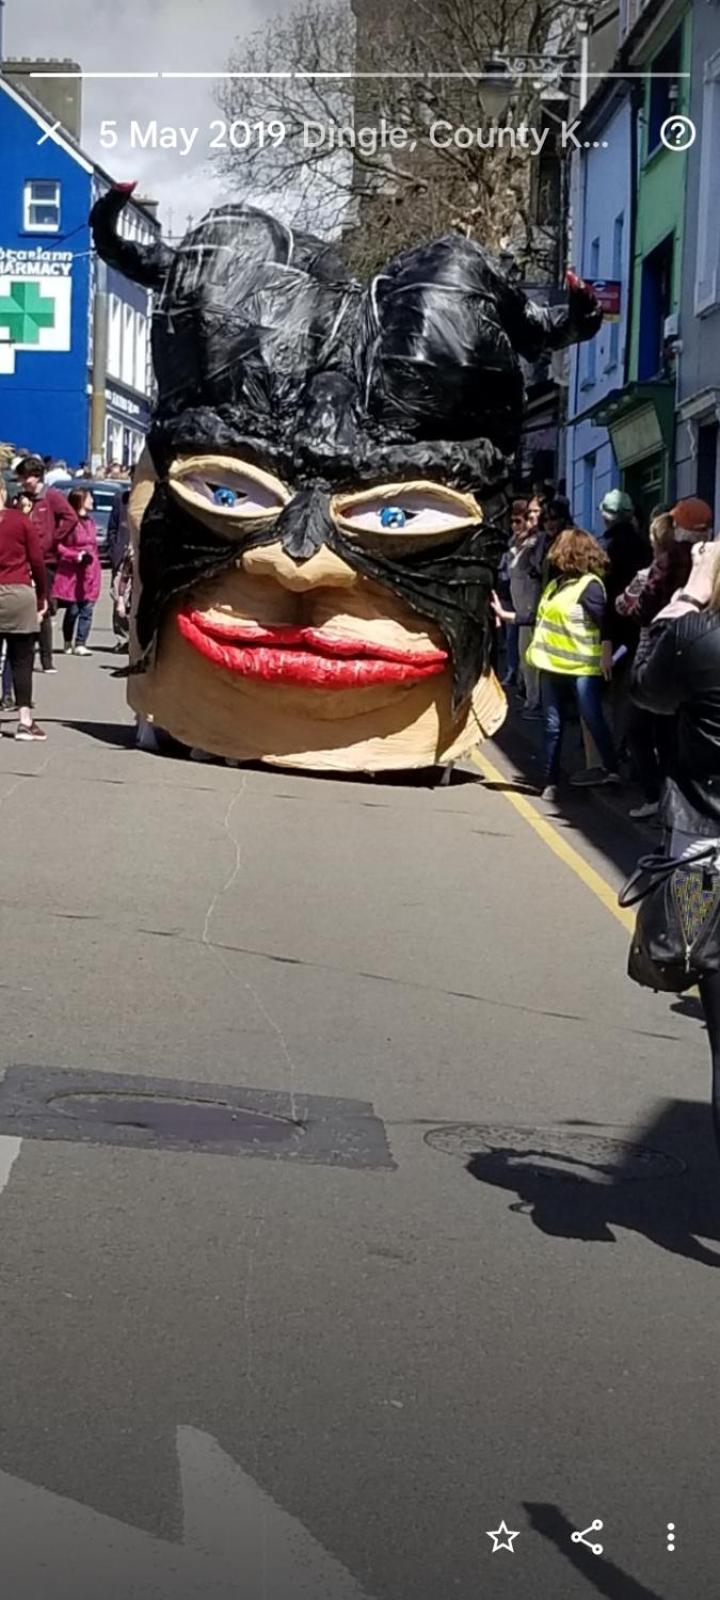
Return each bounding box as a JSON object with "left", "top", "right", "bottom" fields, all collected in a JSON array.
[{"left": 30, "top": 69, "right": 692, "bottom": 80}]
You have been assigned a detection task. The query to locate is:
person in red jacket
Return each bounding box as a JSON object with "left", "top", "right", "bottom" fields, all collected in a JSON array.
[
  {"left": 15, "top": 454, "right": 78, "bottom": 673},
  {"left": 0, "top": 475, "right": 48, "bottom": 740}
]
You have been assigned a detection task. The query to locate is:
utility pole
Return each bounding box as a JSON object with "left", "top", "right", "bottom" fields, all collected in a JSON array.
[
  {"left": 577, "top": 7, "right": 593, "bottom": 110},
  {"left": 90, "top": 292, "right": 109, "bottom": 472}
]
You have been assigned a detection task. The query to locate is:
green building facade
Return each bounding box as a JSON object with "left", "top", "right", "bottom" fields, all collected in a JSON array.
[{"left": 592, "top": 0, "right": 692, "bottom": 520}]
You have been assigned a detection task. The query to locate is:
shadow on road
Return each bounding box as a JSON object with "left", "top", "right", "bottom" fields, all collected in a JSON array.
[
  {"left": 49, "top": 719, "right": 136, "bottom": 748},
  {"left": 492, "top": 715, "right": 647, "bottom": 884},
  {"left": 465, "top": 1100, "right": 720, "bottom": 1268},
  {"left": 670, "top": 995, "right": 704, "bottom": 1023},
  {"left": 47, "top": 726, "right": 491, "bottom": 790},
  {"left": 524, "top": 1503, "right": 665, "bottom": 1599}
]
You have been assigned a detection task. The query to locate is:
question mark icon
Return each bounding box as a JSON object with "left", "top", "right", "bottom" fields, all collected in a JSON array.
[{"left": 660, "top": 115, "right": 697, "bottom": 151}]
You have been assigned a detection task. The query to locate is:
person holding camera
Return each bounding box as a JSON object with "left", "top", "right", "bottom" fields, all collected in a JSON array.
[{"left": 630, "top": 537, "right": 720, "bottom": 1139}]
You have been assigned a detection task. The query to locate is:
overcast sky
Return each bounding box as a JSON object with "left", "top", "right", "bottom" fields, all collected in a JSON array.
[{"left": 7, "top": 0, "right": 293, "bottom": 229}]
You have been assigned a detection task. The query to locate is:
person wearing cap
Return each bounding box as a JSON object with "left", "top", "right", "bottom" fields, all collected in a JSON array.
[
  {"left": 671, "top": 496, "right": 714, "bottom": 543},
  {"left": 593, "top": 489, "right": 650, "bottom": 761},
  {"left": 599, "top": 489, "right": 650, "bottom": 624}
]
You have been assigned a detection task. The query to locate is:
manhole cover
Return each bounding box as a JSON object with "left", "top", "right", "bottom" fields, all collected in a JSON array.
[
  {"left": 48, "top": 1093, "right": 297, "bottom": 1146},
  {"left": 0, "top": 1067, "right": 396, "bottom": 1169},
  {"left": 424, "top": 1124, "right": 686, "bottom": 1185}
]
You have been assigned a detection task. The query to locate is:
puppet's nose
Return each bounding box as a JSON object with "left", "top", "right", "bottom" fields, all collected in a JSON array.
[
  {"left": 242, "top": 487, "right": 356, "bottom": 590},
  {"left": 242, "top": 541, "right": 356, "bottom": 591},
  {"left": 276, "top": 487, "right": 333, "bottom": 560}
]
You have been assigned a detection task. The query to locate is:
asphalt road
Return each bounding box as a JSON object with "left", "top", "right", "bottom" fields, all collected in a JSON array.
[{"left": 1, "top": 598, "right": 719, "bottom": 1600}]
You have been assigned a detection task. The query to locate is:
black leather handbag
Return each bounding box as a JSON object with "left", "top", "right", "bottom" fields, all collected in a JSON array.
[{"left": 619, "top": 847, "right": 720, "bottom": 992}]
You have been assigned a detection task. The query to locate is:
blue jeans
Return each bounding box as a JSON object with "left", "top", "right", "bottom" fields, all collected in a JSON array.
[
  {"left": 62, "top": 600, "right": 94, "bottom": 648},
  {"left": 503, "top": 622, "right": 520, "bottom": 682},
  {"left": 540, "top": 671, "right": 617, "bottom": 784}
]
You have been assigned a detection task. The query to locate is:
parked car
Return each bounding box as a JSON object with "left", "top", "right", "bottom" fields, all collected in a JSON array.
[{"left": 2, "top": 469, "right": 20, "bottom": 501}]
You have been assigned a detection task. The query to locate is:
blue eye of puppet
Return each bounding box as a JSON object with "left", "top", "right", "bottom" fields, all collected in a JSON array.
[
  {"left": 380, "top": 505, "right": 407, "bottom": 529},
  {"left": 212, "top": 487, "right": 238, "bottom": 507}
]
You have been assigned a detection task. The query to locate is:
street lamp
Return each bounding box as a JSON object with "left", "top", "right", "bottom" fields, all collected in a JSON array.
[{"left": 478, "top": 60, "right": 515, "bottom": 122}]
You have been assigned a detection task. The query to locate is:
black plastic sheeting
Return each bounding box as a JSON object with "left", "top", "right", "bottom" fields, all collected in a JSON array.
[
  {"left": 90, "top": 190, "right": 601, "bottom": 703},
  {"left": 90, "top": 190, "right": 601, "bottom": 492}
]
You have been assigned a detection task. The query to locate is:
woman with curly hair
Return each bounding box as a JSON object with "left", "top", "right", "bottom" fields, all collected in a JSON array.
[{"left": 494, "top": 526, "right": 620, "bottom": 801}]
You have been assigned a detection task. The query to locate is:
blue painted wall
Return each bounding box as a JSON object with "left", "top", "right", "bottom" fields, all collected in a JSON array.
[
  {"left": 566, "top": 91, "right": 633, "bottom": 535},
  {"left": 0, "top": 82, "right": 92, "bottom": 462}
]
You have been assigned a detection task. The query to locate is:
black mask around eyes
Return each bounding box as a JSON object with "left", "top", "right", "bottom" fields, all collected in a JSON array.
[{"left": 133, "top": 483, "right": 503, "bottom": 710}]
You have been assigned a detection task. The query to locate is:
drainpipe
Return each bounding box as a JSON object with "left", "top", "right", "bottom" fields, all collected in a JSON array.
[
  {"left": 624, "top": 81, "right": 641, "bottom": 393},
  {"left": 568, "top": 103, "right": 590, "bottom": 513},
  {"left": 577, "top": 8, "right": 592, "bottom": 110},
  {"left": 611, "top": 80, "right": 641, "bottom": 498},
  {"left": 90, "top": 291, "right": 108, "bottom": 473}
]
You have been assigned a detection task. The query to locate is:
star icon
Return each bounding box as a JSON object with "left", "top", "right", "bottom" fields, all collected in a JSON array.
[{"left": 487, "top": 1520, "right": 520, "bottom": 1553}]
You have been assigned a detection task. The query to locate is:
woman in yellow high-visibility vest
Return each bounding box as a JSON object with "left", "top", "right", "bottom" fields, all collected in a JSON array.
[{"left": 493, "top": 527, "right": 620, "bottom": 801}]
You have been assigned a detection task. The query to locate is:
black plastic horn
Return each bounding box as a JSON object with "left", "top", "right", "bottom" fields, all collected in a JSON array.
[{"left": 90, "top": 183, "right": 174, "bottom": 291}]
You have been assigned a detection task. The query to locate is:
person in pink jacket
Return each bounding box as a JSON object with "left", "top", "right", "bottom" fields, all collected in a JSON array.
[{"left": 53, "top": 488, "right": 103, "bottom": 655}]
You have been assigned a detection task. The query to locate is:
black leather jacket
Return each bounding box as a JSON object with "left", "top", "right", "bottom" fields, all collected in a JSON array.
[{"left": 631, "top": 609, "right": 720, "bottom": 830}]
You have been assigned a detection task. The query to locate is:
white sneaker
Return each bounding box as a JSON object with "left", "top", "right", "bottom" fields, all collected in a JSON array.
[
  {"left": 63, "top": 645, "right": 73, "bottom": 655},
  {"left": 629, "top": 800, "right": 660, "bottom": 820},
  {"left": 73, "top": 645, "right": 92, "bottom": 656}
]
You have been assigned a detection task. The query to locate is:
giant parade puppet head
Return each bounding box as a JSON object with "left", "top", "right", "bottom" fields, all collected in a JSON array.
[{"left": 91, "top": 186, "right": 601, "bottom": 772}]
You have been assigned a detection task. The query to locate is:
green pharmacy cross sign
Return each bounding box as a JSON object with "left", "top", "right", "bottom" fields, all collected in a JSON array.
[{"left": 0, "top": 280, "right": 56, "bottom": 344}]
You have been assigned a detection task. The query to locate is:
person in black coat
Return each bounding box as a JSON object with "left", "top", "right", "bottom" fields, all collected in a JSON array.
[{"left": 631, "top": 538, "right": 720, "bottom": 1134}]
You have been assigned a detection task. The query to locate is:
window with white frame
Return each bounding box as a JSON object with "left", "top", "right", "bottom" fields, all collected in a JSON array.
[
  {"left": 696, "top": 51, "right": 720, "bottom": 315},
  {"left": 121, "top": 304, "right": 135, "bottom": 387},
  {"left": 23, "top": 179, "right": 61, "bottom": 232},
  {"left": 108, "top": 294, "right": 122, "bottom": 380},
  {"left": 105, "top": 418, "right": 124, "bottom": 464},
  {"left": 107, "top": 293, "right": 152, "bottom": 393},
  {"left": 135, "top": 312, "right": 148, "bottom": 394}
]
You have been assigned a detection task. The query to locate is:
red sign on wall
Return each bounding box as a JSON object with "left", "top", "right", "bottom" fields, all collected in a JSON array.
[{"left": 588, "top": 279, "right": 622, "bottom": 321}]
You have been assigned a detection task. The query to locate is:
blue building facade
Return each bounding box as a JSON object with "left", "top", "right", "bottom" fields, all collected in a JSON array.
[
  {"left": 566, "top": 84, "right": 634, "bottom": 536},
  {"left": 0, "top": 74, "right": 158, "bottom": 468}
]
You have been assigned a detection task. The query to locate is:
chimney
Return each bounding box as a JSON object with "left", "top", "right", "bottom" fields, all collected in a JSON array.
[
  {"left": 2, "top": 58, "right": 83, "bottom": 142},
  {"left": 135, "top": 195, "right": 160, "bottom": 220}
]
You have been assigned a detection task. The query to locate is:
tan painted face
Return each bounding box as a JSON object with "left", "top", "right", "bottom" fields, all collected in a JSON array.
[{"left": 127, "top": 449, "right": 506, "bottom": 771}]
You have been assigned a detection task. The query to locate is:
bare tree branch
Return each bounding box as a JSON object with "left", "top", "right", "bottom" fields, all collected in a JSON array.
[{"left": 212, "top": 0, "right": 580, "bottom": 273}]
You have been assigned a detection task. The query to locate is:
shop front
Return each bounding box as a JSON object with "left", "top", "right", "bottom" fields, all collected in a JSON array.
[{"left": 588, "top": 380, "right": 675, "bottom": 523}]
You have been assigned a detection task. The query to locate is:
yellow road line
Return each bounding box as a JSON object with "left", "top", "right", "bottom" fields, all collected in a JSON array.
[{"left": 470, "top": 748, "right": 635, "bottom": 933}]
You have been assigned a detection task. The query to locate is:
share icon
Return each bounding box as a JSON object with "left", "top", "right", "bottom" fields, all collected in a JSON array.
[{"left": 571, "top": 1519, "right": 604, "bottom": 1556}]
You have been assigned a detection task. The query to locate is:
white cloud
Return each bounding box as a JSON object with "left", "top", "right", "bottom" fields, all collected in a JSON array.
[{"left": 6, "top": 0, "right": 290, "bottom": 229}]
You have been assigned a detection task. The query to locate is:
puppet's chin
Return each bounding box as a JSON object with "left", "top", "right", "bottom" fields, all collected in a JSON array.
[{"left": 129, "top": 621, "right": 505, "bottom": 771}]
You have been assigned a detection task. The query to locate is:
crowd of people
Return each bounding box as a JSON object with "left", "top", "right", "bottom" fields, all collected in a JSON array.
[
  {"left": 494, "top": 480, "right": 715, "bottom": 813},
  {"left": 0, "top": 454, "right": 131, "bottom": 740},
  {"left": 493, "top": 480, "right": 720, "bottom": 1123},
  {"left": 39, "top": 455, "right": 128, "bottom": 484}
]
